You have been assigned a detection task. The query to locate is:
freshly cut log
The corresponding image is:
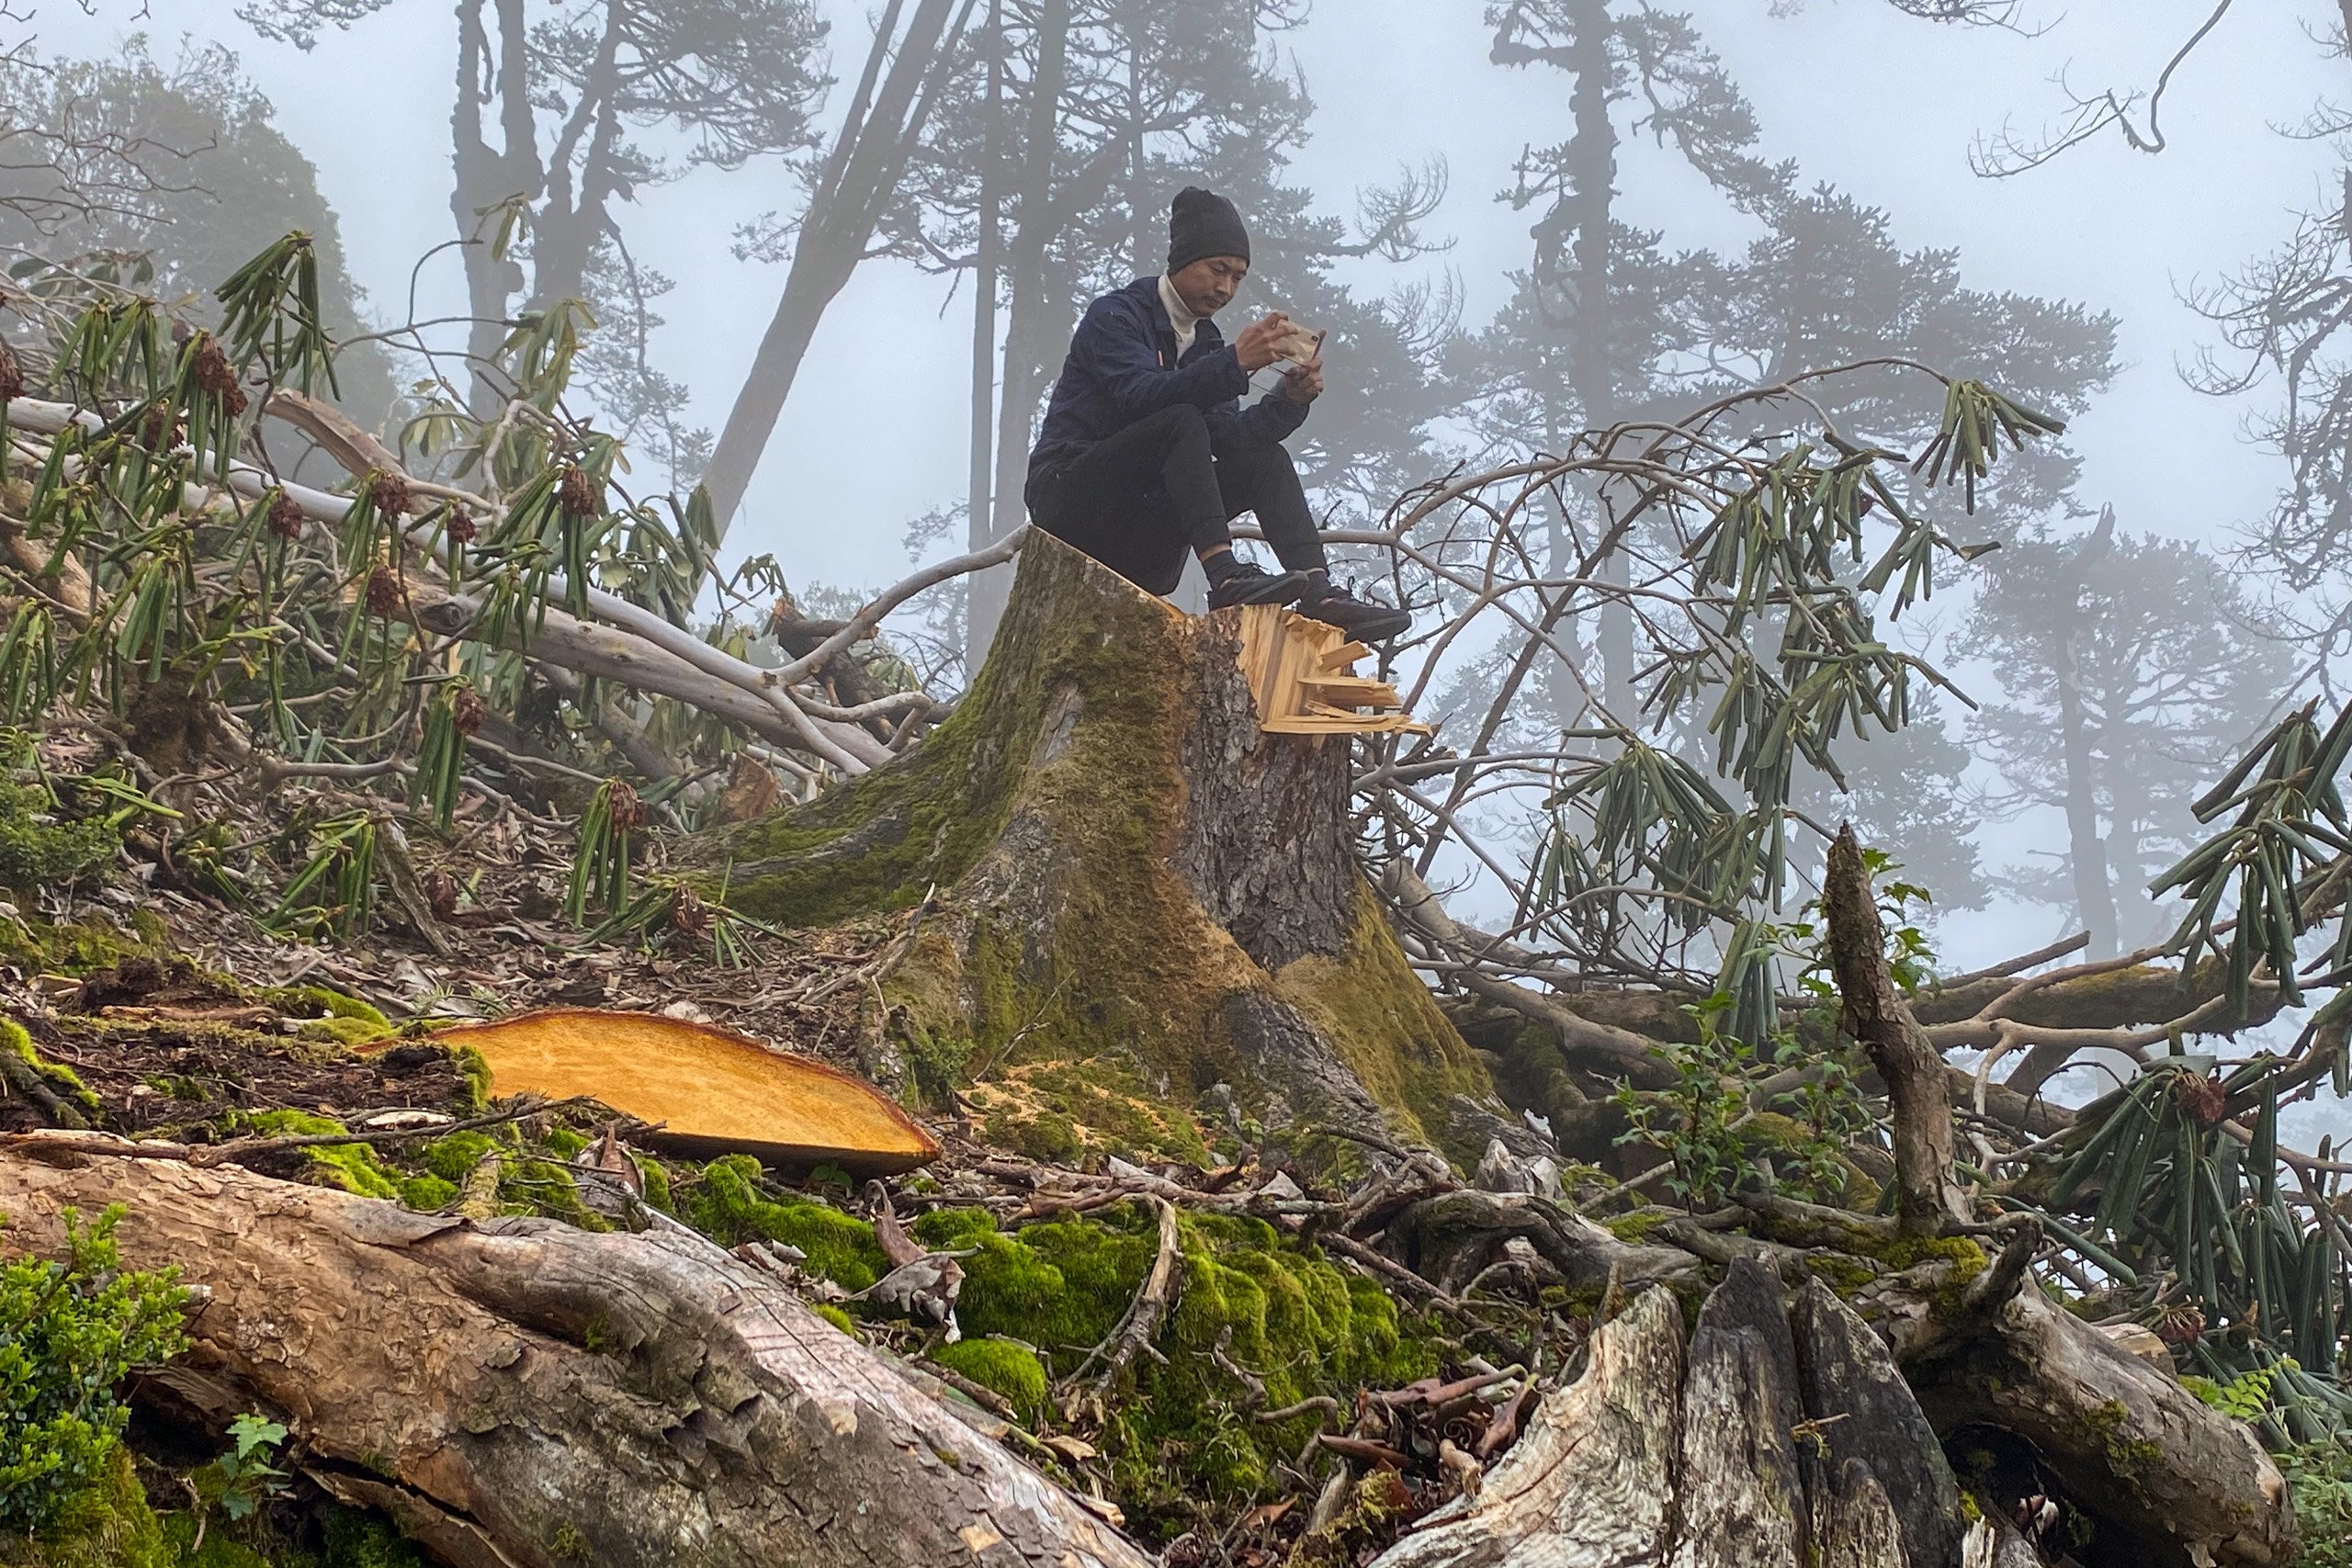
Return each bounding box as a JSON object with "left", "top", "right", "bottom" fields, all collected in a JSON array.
[
  {"left": 0, "top": 1151, "right": 1148, "bottom": 1568},
  {"left": 423, "top": 1009, "right": 941, "bottom": 1172}
]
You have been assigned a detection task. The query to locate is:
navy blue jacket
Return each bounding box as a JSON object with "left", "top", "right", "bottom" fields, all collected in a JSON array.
[{"left": 1026, "top": 276, "right": 1310, "bottom": 491}]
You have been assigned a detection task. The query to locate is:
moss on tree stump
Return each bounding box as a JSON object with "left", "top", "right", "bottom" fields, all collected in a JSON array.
[{"left": 689, "top": 534, "right": 1494, "bottom": 1157}]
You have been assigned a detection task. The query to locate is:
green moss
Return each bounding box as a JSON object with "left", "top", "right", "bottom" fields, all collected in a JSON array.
[
  {"left": 264, "top": 988, "right": 391, "bottom": 1048},
  {"left": 1271, "top": 885, "right": 1493, "bottom": 1159},
  {"left": 910, "top": 1201, "right": 1436, "bottom": 1532},
  {"left": 1804, "top": 1253, "right": 1882, "bottom": 1294},
  {"left": 548, "top": 1522, "right": 586, "bottom": 1561},
  {"left": 679, "top": 1156, "right": 888, "bottom": 1289},
  {"left": 158, "top": 1516, "right": 277, "bottom": 1568},
  {"left": 321, "top": 1511, "right": 427, "bottom": 1568},
  {"left": 397, "top": 1175, "right": 457, "bottom": 1211},
  {"left": 0, "top": 766, "right": 121, "bottom": 897},
  {"left": 422, "top": 1132, "right": 496, "bottom": 1183},
  {"left": 0, "top": 913, "right": 159, "bottom": 978},
  {"left": 539, "top": 1127, "right": 589, "bottom": 1158},
  {"left": 0, "top": 1449, "right": 173, "bottom": 1568},
  {"left": 930, "top": 1340, "right": 1048, "bottom": 1420},
  {"left": 2084, "top": 1397, "right": 2165, "bottom": 1474},
  {"left": 969, "top": 1056, "right": 1211, "bottom": 1167},
  {"left": 503, "top": 1160, "right": 605, "bottom": 1231},
  {"left": 0, "top": 1020, "right": 100, "bottom": 1118},
  {"left": 1869, "top": 1233, "right": 1988, "bottom": 1318},
  {"left": 813, "top": 1303, "right": 856, "bottom": 1335},
  {"left": 246, "top": 1111, "right": 401, "bottom": 1201},
  {"left": 1604, "top": 1209, "right": 1671, "bottom": 1244},
  {"left": 1287, "top": 1472, "right": 1418, "bottom": 1568},
  {"left": 450, "top": 1046, "right": 492, "bottom": 1113},
  {"left": 631, "top": 1156, "right": 673, "bottom": 1215}
]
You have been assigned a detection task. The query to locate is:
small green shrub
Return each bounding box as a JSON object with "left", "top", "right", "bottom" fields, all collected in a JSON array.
[
  {"left": 2285, "top": 1439, "right": 2352, "bottom": 1567},
  {"left": 0, "top": 1206, "right": 188, "bottom": 1529},
  {"left": 0, "top": 752, "right": 121, "bottom": 895}
]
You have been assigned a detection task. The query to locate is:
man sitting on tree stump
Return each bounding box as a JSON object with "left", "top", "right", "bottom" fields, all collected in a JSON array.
[{"left": 1024, "top": 186, "right": 1414, "bottom": 641}]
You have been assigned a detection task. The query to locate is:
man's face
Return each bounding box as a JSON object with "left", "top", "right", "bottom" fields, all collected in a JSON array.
[{"left": 1169, "top": 255, "right": 1249, "bottom": 318}]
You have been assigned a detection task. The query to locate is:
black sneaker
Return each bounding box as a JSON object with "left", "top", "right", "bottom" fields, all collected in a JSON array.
[
  {"left": 1300, "top": 578, "right": 1413, "bottom": 641},
  {"left": 1205, "top": 561, "right": 1311, "bottom": 609}
]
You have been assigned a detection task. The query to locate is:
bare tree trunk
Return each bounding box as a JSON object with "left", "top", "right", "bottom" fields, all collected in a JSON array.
[
  {"left": 1908, "top": 1282, "right": 2298, "bottom": 1568},
  {"left": 965, "top": 0, "right": 1006, "bottom": 679},
  {"left": 526, "top": 0, "right": 626, "bottom": 314},
  {"left": 448, "top": 0, "right": 536, "bottom": 417},
  {"left": 699, "top": 0, "right": 969, "bottom": 536},
  {"left": 0, "top": 1152, "right": 1154, "bottom": 1568},
  {"left": 1823, "top": 823, "right": 1971, "bottom": 1235},
  {"left": 971, "top": 0, "right": 1073, "bottom": 665},
  {"left": 1560, "top": 0, "right": 1635, "bottom": 721},
  {"left": 2054, "top": 510, "right": 2120, "bottom": 958}
]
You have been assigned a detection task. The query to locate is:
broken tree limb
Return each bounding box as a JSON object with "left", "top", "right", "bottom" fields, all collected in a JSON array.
[
  {"left": 1908, "top": 1282, "right": 2298, "bottom": 1568},
  {"left": 0, "top": 1151, "right": 1153, "bottom": 1568},
  {"left": 1076, "top": 1196, "right": 1182, "bottom": 1385},
  {"left": 1823, "top": 823, "right": 1972, "bottom": 1235}
]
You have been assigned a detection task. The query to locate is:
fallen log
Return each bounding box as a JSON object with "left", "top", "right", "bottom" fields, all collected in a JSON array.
[
  {"left": 1908, "top": 1282, "right": 2297, "bottom": 1568},
  {"left": 0, "top": 1151, "right": 1151, "bottom": 1568}
]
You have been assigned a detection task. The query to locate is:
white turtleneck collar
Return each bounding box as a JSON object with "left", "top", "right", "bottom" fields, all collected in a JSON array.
[{"left": 1158, "top": 274, "right": 1204, "bottom": 360}]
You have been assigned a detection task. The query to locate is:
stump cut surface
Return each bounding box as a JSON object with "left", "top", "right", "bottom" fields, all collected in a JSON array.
[{"left": 425, "top": 1009, "right": 941, "bottom": 1172}]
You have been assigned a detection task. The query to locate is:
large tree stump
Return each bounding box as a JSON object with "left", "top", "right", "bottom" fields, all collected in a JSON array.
[
  {"left": 0, "top": 1151, "right": 1152, "bottom": 1568},
  {"left": 1363, "top": 1258, "right": 2297, "bottom": 1568},
  {"left": 695, "top": 533, "right": 1491, "bottom": 1155}
]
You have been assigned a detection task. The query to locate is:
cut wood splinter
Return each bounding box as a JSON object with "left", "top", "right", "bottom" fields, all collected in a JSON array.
[
  {"left": 1235, "top": 604, "right": 1430, "bottom": 735},
  {"left": 420, "top": 1009, "right": 940, "bottom": 1173}
]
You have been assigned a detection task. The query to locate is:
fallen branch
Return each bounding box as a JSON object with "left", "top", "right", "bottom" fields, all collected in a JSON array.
[{"left": 1072, "top": 1196, "right": 1182, "bottom": 1385}]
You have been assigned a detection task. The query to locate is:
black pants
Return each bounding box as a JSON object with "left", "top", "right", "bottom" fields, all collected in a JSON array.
[{"left": 1027, "top": 403, "right": 1327, "bottom": 595}]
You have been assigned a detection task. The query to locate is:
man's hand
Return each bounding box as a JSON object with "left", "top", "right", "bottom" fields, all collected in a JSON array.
[
  {"left": 1280, "top": 352, "right": 1324, "bottom": 405},
  {"left": 1233, "top": 311, "right": 1293, "bottom": 373}
]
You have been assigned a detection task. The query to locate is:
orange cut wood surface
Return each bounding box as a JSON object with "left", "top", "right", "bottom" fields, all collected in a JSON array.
[{"left": 425, "top": 1009, "right": 940, "bottom": 1174}]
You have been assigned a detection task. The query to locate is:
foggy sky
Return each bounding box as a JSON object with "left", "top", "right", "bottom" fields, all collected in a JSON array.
[{"left": 28, "top": 0, "right": 2348, "bottom": 976}]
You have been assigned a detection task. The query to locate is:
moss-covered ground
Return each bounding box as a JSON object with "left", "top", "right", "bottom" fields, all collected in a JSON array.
[
  {"left": 659, "top": 1149, "right": 1441, "bottom": 1533},
  {"left": 0, "top": 1446, "right": 429, "bottom": 1568}
]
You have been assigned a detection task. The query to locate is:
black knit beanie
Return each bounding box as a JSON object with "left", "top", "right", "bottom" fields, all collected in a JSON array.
[{"left": 1168, "top": 186, "right": 1250, "bottom": 274}]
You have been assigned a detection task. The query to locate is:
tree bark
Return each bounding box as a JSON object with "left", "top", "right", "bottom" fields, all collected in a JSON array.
[
  {"left": 1908, "top": 1283, "right": 2298, "bottom": 1568},
  {"left": 1370, "top": 1264, "right": 1956, "bottom": 1568},
  {"left": 1370, "top": 1284, "right": 1686, "bottom": 1567},
  {"left": 0, "top": 1152, "right": 1153, "bottom": 1568},
  {"left": 1823, "top": 823, "right": 1972, "bottom": 1234}
]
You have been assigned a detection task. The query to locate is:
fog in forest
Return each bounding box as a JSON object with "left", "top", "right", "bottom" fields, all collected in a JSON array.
[{"left": 5, "top": 0, "right": 2346, "bottom": 1116}]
